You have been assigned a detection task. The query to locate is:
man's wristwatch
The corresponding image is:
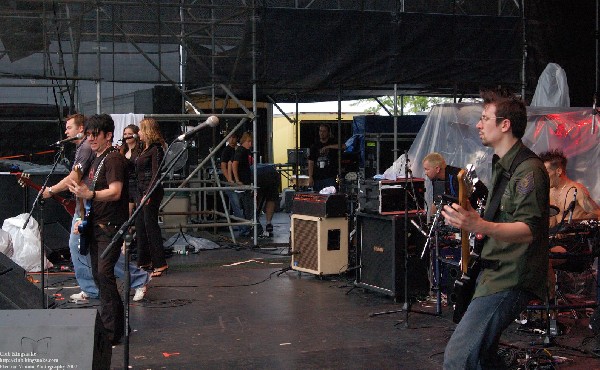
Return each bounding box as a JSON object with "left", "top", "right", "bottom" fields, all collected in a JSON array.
[{"left": 48, "top": 187, "right": 54, "bottom": 195}]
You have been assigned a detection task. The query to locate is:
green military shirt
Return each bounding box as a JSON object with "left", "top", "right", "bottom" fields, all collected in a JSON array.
[{"left": 474, "top": 140, "right": 549, "bottom": 300}]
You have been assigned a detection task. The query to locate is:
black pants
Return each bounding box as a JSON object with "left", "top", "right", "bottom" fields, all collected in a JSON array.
[
  {"left": 136, "top": 188, "right": 166, "bottom": 269},
  {"left": 89, "top": 223, "right": 124, "bottom": 344}
]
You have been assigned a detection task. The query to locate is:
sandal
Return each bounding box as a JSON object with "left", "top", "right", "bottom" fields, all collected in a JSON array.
[{"left": 151, "top": 266, "right": 169, "bottom": 277}]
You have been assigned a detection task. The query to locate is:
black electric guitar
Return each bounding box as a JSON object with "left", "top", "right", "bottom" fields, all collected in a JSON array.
[
  {"left": 451, "top": 165, "right": 482, "bottom": 324},
  {"left": 73, "top": 165, "right": 91, "bottom": 256}
]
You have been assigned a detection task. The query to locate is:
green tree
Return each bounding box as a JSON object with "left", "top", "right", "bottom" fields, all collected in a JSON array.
[{"left": 352, "top": 96, "right": 454, "bottom": 114}]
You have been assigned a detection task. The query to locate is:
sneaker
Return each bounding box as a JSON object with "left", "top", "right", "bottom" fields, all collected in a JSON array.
[
  {"left": 70, "top": 291, "right": 89, "bottom": 301},
  {"left": 133, "top": 286, "right": 147, "bottom": 302}
]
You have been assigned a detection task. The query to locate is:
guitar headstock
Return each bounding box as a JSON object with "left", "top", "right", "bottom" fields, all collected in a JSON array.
[
  {"left": 457, "top": 164, "right": 477, "bottom": 209},
  {"left": 73, "top": 163, "right": 83, "bottom": 182},
  {"left": 16, "top": 172, "right": 30, "bottom": 188}
]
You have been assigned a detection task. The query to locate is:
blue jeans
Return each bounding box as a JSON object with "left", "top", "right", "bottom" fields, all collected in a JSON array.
[
  {"left": 443, "top": 289, "right": 535, "bottom": 369},
  {"left": 225, "top": 190, "right": 244, "bottom": 229},
  {"left": 70, "top": 212, "right": 150, "bottom": 298}
]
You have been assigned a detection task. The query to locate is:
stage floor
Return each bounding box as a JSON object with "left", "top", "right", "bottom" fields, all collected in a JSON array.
[{"left": 39, "top": 211, "right": 600, "bottom": 369}]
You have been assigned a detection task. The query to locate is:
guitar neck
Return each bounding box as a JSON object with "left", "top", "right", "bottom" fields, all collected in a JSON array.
[
  {"left": 14, "top": 173, "right": 76, "bottom": 217},
  {"left": 457, "top": 169, "right": 470, "bottom": 273}
]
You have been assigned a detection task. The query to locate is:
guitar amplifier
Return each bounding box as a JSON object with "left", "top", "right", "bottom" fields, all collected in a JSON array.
[
  {"left": 358, "top": 178, "right": 425, "bottom": 214},
  {"left": 291, "top": 193, "right": 346, "bottom": 217},
  {"left": 290, "top": 214, "right": 349, "bottom": 275}
]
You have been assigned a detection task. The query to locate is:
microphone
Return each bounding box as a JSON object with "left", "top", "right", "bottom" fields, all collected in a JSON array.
[
  {"left": 51, "top": 133, "right": 84, "bottom": 146},
  {"left": 122, "top": 134, "right": 139, "bottom": 141},
  {"left": 177, "top": 116, "right": 219, "bottom": 141}
]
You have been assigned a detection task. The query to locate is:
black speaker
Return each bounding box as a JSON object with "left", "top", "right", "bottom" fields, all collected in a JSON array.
[
  {"left": 43, "top": 222, "right": 70, "bottom": 263},
  {"left": 0, "top": 173, "right": 72, "bottom": 233},
  {"left": 0, "top": 252, "right": 54, "bottom": 309},
  {"left": 0, "top": 309, "right": 111, "bottom": 370},
  {"left": 355, "top": 212, "right": 429, "bottom": 300}
]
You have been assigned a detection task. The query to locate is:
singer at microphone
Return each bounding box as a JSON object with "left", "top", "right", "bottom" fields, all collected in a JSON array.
[
  {"left": 177, "top": 116, "right": 219, "bottom": 141},
  {"left": 51, "top": 133, "right": 84, "bottom": 146}
]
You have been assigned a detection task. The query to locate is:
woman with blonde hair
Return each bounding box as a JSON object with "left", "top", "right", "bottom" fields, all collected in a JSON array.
[{"left": 135, "top": 118, "right": 168, "bottom": 276}]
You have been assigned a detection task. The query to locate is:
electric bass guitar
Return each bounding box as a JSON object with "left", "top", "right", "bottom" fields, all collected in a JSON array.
[
  {"left": 451, "top": 165, "right": 482, "bottom": 324},
  {"left": 14, "top": 172, "right": 76, "bottom": 217},
  {"left": 73, "top": 165, "right": 91, "bottom": 256}
]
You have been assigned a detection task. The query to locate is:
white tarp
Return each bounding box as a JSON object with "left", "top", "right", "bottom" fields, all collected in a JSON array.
[
  {"left": 531, "top": 63, "right": 570, "bottom": 107},
  {"left": 407, "top": 103, "right": 599, "bottom": 210}
]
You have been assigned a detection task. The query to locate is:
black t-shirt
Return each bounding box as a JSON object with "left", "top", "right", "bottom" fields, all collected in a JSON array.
[
  {"left": 220, "top": 145, "right": 236, "bottom": 165},
  {"left": 308, "top": 138, "right": 338, "bottom": 181},
  {"left": 88, "top": 150, "right": 129, "bottom": 225},
  {"left": 233, "top": 146, "right": 253, "bottom": 185}
]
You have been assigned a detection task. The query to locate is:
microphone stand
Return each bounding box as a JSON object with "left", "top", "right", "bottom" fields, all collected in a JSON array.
[
  {"left": 22, "top": 145, "right": 65, "bottom": 309},
  {"left": 100, "top": 139, "right": 188, "bottom": 366},
  {"left": 122, "top": 232, "right": 133, "bottom": 370}
]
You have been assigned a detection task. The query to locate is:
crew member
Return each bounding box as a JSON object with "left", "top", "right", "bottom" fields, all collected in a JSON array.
[
  {"left": 441, "top": 88, "right": 549, "bottom": 368},
  {"left": 220, "top": 132, "right": 244, "bottom": 228},
  {"left": 232, "top": 132, "right": 254, "bottom": 237},
  {"left": 308, "top": 124, "right": 345, "bottom": 192},
  {"left": 71, "top": 114, "right": 129, "bottom": 345}
]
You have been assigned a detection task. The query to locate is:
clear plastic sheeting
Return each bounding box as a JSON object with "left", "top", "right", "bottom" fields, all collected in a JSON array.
[
  {"left": 407, "top": 103, "right": 599, "bottom": 211},
  {"left": 530, "top": 63, "right": 570, "bottom": 107},
  {"left": 2, "top": 213, "right": 52, "bottom": 272}
]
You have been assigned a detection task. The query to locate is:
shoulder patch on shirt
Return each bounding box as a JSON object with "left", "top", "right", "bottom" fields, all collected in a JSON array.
[{"left": 517, "top": 171, "right": 535, "bottom": 195}]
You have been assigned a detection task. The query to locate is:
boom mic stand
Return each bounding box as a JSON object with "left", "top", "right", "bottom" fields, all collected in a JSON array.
[
  {"left": 22, "top": 145, "right": 66, "bottom": 309},
  {"left": 100, "top": 138, "right": 189, "bottom": 367}
]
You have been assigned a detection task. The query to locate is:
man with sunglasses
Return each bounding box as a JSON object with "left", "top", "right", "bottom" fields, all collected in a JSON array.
[{"left": 69, "top": 114, "right": 129, "bottom": 346}]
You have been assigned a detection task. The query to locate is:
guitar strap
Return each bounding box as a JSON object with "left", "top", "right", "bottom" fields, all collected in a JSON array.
[{"left": 483, "top": 145, "right": 538, "bottom": 223}]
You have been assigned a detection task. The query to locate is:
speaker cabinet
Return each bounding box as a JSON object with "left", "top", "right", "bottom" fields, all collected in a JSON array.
[
  {"left": 355, "top": 212, "right": 429, "bottom": 300},
  {"left": 0, "top": 309, "right": 111, "bottom": 370},
  {"left": 290, "top": 215, "right": 348, "bottom": 275},
  {"left": 0, "top": 252, "right": 54, "bottom": 309}
]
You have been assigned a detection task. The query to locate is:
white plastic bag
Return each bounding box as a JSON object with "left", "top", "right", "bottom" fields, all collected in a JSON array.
[
  {"left": 0, "top": 228, "right": 13, "bottom": 258},
  {"left": 2, "top": 213, "right": 53, "bottom": 272}
]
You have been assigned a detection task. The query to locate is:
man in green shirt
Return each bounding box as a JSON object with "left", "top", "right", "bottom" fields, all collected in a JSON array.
[{"left": 441, "top": 88, "right": 550, "bottom": 369}]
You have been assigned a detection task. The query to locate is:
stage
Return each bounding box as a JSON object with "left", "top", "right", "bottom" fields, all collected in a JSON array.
[{"left": 22, "top": 211, "right": 600, "bottom": 369}]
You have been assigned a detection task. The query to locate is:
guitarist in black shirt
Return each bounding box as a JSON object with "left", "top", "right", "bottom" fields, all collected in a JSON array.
[{"left": 441, "top": 88, "right": 549, "bottom": 369}]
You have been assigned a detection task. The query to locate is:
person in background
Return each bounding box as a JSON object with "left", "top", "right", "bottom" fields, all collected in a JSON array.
[
  {"left": 254, "top": 163, "right": 281, "bottom": 238},
  {"left": 119, "top": 124, "right": 142, "bottom": 216},
  {"left": 441, "top": 88, "right": 549, "bottom": 368},
  {"left": 232, "top": 132, "right": 254, "bottom": 237},
  {"left": 539, "top": 149, "right": 600, "bottom": 299},
  {"left": 307, "top": 123, "right": 345, "bottom": 192},
  {"left": 135, "top": 118, "right": 168, "bottom": 277},
  {"left": 220, "top": 132, "right": 244, "bottom": 228},
  {"left": 422, "top": 152, "right": 488, "bottom": 217},
  {"left": 539, "top": 149, "right": 600, "bottom": 227}
]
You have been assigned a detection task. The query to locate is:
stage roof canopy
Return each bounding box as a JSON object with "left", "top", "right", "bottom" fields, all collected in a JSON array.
[{"left": 0, "top": 1, "right": 596, "bottom": 109}]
